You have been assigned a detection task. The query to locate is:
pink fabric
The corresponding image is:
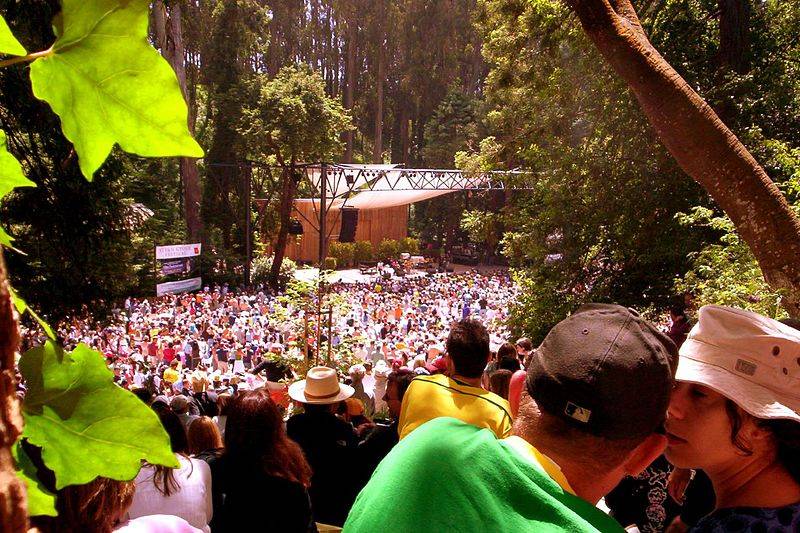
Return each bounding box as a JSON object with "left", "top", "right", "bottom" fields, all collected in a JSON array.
[
  {"left": 114, "top": 515, "right": 202, "bottom": 533},
  {"left": 509, "top": 369, "right": 527, "bottom": 417}
]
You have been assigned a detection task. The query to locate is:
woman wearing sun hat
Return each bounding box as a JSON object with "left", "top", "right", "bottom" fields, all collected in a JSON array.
[{"left": 665, "top": 305, "right": 800, "bottom": 531}]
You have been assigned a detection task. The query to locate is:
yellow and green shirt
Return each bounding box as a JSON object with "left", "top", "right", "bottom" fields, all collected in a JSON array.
[{"left": 398, "top": 373, "right": 512, "bottom": 440}]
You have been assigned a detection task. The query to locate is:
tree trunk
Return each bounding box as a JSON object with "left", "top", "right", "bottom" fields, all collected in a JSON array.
[
  {"left": 270, "top": 168, "right": 298, "bottom": 290},
  {"left": 715, "top": 0, "right": 750, "bottom": 123},
  {"left": 718, "top": 0, "right": 750, "bottom": 75},
  {"left": 154, "top": 1, "right": 203, "bottom": 243},
  {"left": 372, "top": 0, "right": 386, "bottom": 164},
  {"left": 398, "top": 103, "right": 410, "bottom": 165},
  {"left": 153, "top": 1, "right": 168, "bottom": 51},
  {"left": 565, "top": 0, "right": 800, "bottom": 316},
  {"left": 373, "top": 45, "right": 385, "bottom": 163},
  {"left": 266, "top": 2, "right": 282, "bottom": 77},
  {"left": 343, "top": 26, "right": 357, "bottom": 163},
  {"left": 168, "top": 2, "right": 203, "bottom": 243},
  {"left": 0, "top": 251, "right": 26, "bottom": 532},
  {"left": 390, "top": 97, "right": 402, "bottom": 163}
]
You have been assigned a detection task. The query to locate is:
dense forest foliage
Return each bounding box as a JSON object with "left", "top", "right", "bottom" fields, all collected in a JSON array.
[
  {"left": 1, "top": 0, "right": 799, "bottom": 340},
  {"left": 469, "top": 0, "right": 800, "bottom": 339}
]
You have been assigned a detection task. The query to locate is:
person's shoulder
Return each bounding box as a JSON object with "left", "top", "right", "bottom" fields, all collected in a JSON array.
[
  {"left": 694, "top": 503, "right": 800, "bottom": 532},
  {"left": 186, "top": 454, "right": 211, "bottom": 474},
  {"left": 405, "top": 417, "right": 486, "bottom": 448},
  {"left": 114, "top": 514, "right": 202, "bottom": 533},
  {"left": 285, "top": 412, "right": 310, "bottom": 433},
  {"left": 483, "top": 389, "right": 511, "bottom": 410},
  {"left": 408, "top": 372, "right": 447, "bottom": 389}
]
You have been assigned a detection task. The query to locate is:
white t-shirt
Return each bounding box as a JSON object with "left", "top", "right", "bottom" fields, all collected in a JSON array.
[{"left": 128, "top": 455, "right": 212, "bottom": 533}]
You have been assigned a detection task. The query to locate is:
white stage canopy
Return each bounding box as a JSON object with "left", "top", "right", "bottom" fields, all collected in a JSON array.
[
  {"left": 344, "top": 175, "right": 456, "bottom": 209},
  {"left": 299, "top": 165, "right": 494, "bottom": 210}
]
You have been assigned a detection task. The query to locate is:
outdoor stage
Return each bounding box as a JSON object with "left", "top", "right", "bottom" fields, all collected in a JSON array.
[{"left": 294, "top": 263, "right": 506, "bottom": 284}]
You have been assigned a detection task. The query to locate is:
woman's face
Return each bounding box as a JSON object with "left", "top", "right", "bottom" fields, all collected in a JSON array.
[{"left": 665, "top": 382, "right": 746, "bottom": 472}]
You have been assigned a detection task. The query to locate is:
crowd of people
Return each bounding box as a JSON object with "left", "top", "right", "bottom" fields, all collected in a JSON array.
[
  {"left": 17, "top": 268, "right": 800, "bottom": 532},
  {"left": 18, "top": 271, "right": 514, "bottom": 400}
]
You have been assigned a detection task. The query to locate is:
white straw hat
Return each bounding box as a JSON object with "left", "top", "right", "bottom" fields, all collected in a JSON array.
[
  {"left": 288, "top": 366, "right": 354, "bottom": 405},
  {"left": 677, "top": 305, "right": 800, "bottom": 422}
]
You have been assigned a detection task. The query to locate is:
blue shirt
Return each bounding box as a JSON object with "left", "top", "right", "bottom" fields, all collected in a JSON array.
[{"left": 691, "top": 502, "right": 800, "bottom": 532}]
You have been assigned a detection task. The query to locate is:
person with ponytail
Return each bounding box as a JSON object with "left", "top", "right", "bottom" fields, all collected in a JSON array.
[{"left": 127, "top": 406, "right": 213, "bottom": 532}]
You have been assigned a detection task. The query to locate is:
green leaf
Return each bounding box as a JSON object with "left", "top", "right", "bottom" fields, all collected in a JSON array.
[
  {"left": 19, "top": 342, "right": 178, "bottom": 488},
  {"left": 28, "top": 0, "right": 203, "bottom": 180},
  {"left": 0, "top": 225, "right": 13, "bottom": 247},
  {"left": 13, "top": 443, "right": 57, "bottom": 517},
  {"left": 0, "top": 131, "right": 33, "bottom": 252},
  {"left": 0, "top": 131, "right": 35, "bottom": 199},
  {"left": 0, "top": 14, "right": 26, "bottom": 56},
  {"left": 0, "top": 224, "right": 26, "bottom": 254},
  {"left": 9, "top": 287, "right": 55, "bottom": 339}
]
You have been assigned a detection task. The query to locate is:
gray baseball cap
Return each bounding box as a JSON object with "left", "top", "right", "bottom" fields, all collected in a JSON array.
[{"left": 527, "top": 303, "right": 677, "bottom": 439}]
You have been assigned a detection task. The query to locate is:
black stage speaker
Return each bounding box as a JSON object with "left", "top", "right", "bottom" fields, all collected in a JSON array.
[
  {"left": 288, "top": 218, "right": 304, "bottom": 235},
  {"left": 339, "top": 208, "right": 359, "bottom": 242}
]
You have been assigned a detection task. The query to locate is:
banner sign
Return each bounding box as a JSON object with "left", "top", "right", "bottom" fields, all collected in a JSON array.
[
  {"left": 155, "top": 243, "right": 202, "bottom": 296},
  {"left": 156, "top": 277, "right": 202, "bottom": 297},
  {"left": 156, "top": 243, "right": 201, "bottom": 260},
  {"left": 160, "top": 258, "right": 195, "bottom": 277}
]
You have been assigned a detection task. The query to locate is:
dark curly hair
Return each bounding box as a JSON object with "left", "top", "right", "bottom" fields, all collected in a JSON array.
[{"left": 726, "top": 400, "right": 800, "bottom": 484}]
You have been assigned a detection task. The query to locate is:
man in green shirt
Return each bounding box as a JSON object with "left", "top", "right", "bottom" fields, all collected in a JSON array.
[{"left": 344, "top": 304, "right": 677, "bottom": 532}]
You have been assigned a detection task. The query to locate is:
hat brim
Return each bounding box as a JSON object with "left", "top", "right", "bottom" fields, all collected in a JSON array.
[
  {"left": 676, "top": 354, "right": 800, "bottom": 423},
  {"left": 287, "top": 380, "right": 354, "bottom": 405}
]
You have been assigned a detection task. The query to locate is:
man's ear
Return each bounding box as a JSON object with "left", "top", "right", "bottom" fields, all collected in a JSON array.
[{"left": 623, "top": 433, "right": 667, "bottom": 477}]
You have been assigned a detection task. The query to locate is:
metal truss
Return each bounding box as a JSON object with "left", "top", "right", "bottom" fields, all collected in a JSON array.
[{"left": 299, "top": 163, "right": 537, "bottom": 202}]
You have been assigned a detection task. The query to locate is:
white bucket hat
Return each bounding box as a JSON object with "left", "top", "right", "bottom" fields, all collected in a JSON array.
[
  {"left": 288, "top": 366, "right": 354, "bottom": 405},
  {"left": 677, "top": 305, "right": 800, "bottom": 422}
]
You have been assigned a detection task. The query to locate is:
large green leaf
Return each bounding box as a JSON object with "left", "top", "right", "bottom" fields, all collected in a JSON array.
[
  {"left": 0, "top": 130, "right": 35, "bottom": 199},
  {"left": 29, "top": 0, "right": 203, "bottom": 180},
  {"left": 13, "top": 443, "right": 57, "bottom": 517},
  {"left": 0, "top": 14, "right": 26, "bottom": 56},
  {"left": 19, "top": 342, "right": 178, "bottom": 489}
]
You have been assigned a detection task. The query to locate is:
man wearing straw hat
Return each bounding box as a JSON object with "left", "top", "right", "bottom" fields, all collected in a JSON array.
[{"left": 287, "top": 366, "right": 361, "bottom": 527}]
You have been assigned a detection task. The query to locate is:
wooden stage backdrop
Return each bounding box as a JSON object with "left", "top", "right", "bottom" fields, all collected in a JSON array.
[{"left": 283, "top": 200, "right": 408, "bottom": 263}]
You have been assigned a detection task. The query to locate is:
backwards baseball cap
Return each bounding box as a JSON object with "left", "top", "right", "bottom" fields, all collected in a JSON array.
[
  {"left": 527, "top": 303, "right": 677, "bottom": 439},
  {"left": 677, "top": 305, "right": 800, "bottom": 423}
]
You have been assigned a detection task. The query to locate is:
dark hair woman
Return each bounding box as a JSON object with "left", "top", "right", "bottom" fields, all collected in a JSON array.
[
  {"left": 209, "top": 389, "right": 315, "bottom": 532},
  {"left": 127, "top": 407, "right": 212, "bottom": 532},
  {"left": 488, "top": 369, "right": 513, "bottom": 400}
]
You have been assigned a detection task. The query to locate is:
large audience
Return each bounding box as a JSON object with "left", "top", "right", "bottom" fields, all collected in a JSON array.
[{"left": 17, "top": 268, "right": 800, "bottom": 532}]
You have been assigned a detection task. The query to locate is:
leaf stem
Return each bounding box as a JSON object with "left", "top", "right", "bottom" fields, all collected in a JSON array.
[{"left": 0, "top": 48, "right": 54, "bottom": 69}]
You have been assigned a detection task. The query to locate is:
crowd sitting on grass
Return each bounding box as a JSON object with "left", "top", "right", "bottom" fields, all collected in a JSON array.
[{"left": 16, "top": 270, "right": 800, "bottom": 532}]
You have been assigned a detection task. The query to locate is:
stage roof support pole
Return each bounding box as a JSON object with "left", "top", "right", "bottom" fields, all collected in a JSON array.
[{"left": 319, "top": 163, "right": 327, "bottom": 267}]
